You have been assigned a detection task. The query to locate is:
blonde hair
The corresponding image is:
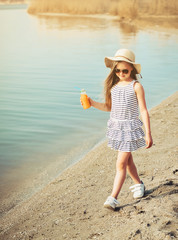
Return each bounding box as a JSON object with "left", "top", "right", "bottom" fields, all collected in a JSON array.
[
  {"left": 104, "top": 61, "right": 139, "bottom": 109},
  {"left": 104, "top": 62, "right": 118, "bottom": 109}
]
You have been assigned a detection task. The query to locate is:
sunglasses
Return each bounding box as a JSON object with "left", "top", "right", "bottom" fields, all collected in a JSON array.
[{"left": 115, "top": 68, "right": 129, "bottom": 74}]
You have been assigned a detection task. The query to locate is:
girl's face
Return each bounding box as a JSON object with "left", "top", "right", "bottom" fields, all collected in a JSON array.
[{"left": 115, "top": 62, "right": 133, "bottom": 81}]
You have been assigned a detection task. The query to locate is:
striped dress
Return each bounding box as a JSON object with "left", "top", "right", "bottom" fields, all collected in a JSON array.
[{"left": 106, "top": 80, "right": 146, "bottom": 152}]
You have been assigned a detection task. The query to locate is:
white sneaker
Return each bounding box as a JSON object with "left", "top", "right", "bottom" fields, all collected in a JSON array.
[
  {"left": 129, "top": 181, "right": 145, "bottom": 199},
  {"left": 104, "top": 196, "right": 119, "bottom": 210}
]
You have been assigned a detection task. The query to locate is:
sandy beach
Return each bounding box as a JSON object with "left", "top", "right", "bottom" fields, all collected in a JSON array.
[{"left": 0, "top": 91, "right": 177, "bottom": 240}]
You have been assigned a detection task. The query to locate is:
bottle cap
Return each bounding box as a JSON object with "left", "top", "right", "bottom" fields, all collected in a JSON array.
[{"left": 81, "top": 89, "right": 86, "bottom": 94}]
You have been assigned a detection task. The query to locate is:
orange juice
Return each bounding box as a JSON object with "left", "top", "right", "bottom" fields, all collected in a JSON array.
[{"left": 81, "top": 89, "right": 91, "bottom": 109}]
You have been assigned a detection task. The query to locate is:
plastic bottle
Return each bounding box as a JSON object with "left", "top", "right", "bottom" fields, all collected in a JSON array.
[{"left": 81, "top": 89, "right": 91, "bottom": 110}]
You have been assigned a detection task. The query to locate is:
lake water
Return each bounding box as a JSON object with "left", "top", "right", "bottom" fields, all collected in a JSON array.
[{"left": 0, "top": 4, "right": 178, "bottom": 214}]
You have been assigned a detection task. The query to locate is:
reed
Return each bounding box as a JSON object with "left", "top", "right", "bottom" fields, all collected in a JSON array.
[
  {"left": 27, "top": 0, "right": 178, "bottom": 18},
  {"left": 146, "top": 0, "right": 178, "bottom": 15},
  {"left": 28, "top": 0, "right": 110, "bottom": 15},
  {"left": 117, "top": 0, "right": 138, "bottom": 19}
]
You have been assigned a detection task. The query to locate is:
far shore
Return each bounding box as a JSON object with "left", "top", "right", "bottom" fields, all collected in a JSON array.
[
  {"left": 0, "top": 1, "right": 28, "bottom": 4},
  {"left": 0, "top": 1, "right": 178, "bottom": 30}
]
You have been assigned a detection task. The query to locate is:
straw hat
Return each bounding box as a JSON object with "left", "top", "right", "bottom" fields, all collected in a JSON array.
[{"left": 104, "top": 49, "right": 141, "bottom": 74}]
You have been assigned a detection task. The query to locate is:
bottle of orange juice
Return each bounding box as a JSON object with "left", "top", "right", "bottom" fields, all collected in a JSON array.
[{"left": 81, "top": 89, "right": 91, "bottom": 109}]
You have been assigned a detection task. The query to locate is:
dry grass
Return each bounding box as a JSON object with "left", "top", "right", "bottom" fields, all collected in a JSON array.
[
  {"left": 27, "top": 0, "right": 178, "bottom": 19},
  {"left": 143, "top": 0, "right": 178, "bottom": 15},
  {"left": 28, "top": 0, "right": 110, "bottom": 15},
  {"left": 117, "top": 0, "right": 138, "bottom": 19}
]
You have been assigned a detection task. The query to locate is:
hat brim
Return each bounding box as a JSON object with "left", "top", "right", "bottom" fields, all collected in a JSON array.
[{"left": 105, "top": 56, "right": 141, "bottom": 74}]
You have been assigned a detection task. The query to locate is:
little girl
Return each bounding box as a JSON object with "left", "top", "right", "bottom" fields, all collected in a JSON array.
[{"left": 81, "top": 49, "right": 153, "bottom": 210}]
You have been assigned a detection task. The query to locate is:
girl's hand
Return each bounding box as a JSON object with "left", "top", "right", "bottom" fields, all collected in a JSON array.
[
  {"left": 88, "top": 97, "right": 94, "bottom": 107},
  {"left": 80, "top": 97, "right": 94, "bottom": 107},
  {"left": 145, "top": 133, "right": 153, "bottom": 149}
]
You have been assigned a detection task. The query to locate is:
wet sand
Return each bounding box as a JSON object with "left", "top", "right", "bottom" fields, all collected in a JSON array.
[{"left": 0, "top": 91, "right": 177, "bottom": 240}]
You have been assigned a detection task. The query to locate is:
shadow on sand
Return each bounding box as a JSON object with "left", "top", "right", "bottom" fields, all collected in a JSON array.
[{"left": 115, "top": 179, "right": 178, "bottom": 212}]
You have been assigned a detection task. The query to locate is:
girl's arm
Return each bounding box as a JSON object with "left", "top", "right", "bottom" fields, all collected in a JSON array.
[
  {"left": 80, "top": 97, "right": 111, "bottom": 112},
  {"left": 89, "top": 97, "right": 111, "bottom": 112},
  {"left": 134, "top": 82, "right": 153, "bottom": 149}
]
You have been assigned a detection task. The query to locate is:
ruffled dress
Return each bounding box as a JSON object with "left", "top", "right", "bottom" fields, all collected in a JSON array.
[{"left": 106, "top": 80, "right": 146, "bottom": 152}]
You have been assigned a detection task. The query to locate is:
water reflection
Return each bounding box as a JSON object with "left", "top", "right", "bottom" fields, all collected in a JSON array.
[
  {"left": 119, "top": 21, "right": 138, "bottom": 35},
  {"left": 37, "top": 13, "right": 138, "bottom": 34},
  {"left": 37, "top": 14, "right": 113, "bottom": 30}
]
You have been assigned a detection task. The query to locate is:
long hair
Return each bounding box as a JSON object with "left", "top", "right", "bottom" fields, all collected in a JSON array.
[
  {"left": 104, "top": 62, "right": 118, "bottom": 109},
  {"left": 104, "top": 62, "right": 140, "bottom": 109}
]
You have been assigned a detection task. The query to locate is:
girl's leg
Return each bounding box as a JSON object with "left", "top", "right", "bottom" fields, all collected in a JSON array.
[
  {"left": 111, "top": 151, "right": 131, "bottom": 199},
  {"left": 127, "top": 153, "right": 141, "bottom": 184}
]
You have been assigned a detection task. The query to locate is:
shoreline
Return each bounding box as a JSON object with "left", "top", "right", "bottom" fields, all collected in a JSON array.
[
  {"left": 0, "top": 90, "right": 176, "bottom": 218},
  {"left": 0, "top": 133, "right": 107, "bottom": 218},
  {"left": 0, "top": 91, "right": 177, "bottom": 239}
]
